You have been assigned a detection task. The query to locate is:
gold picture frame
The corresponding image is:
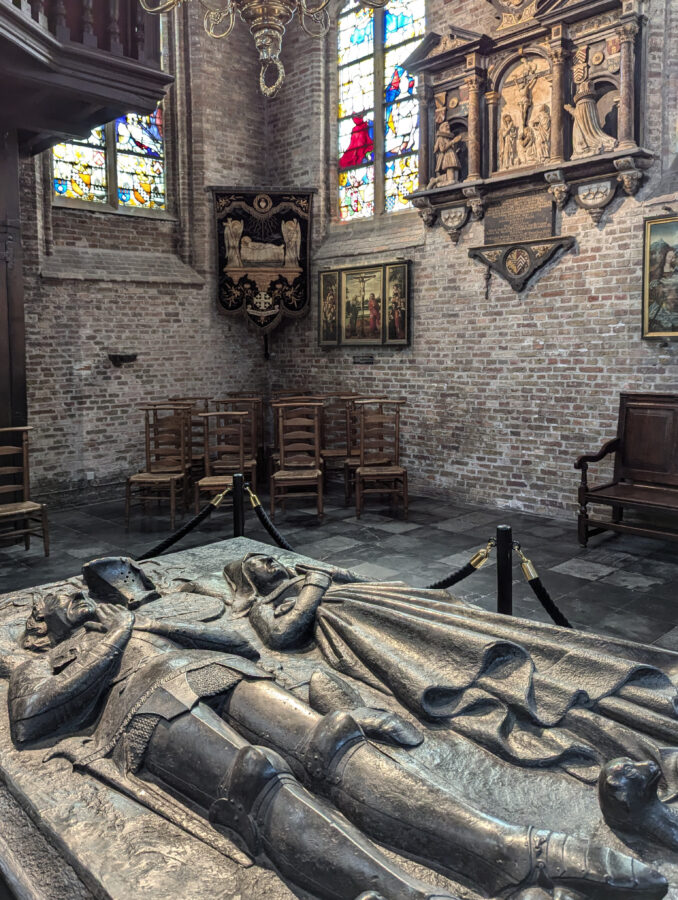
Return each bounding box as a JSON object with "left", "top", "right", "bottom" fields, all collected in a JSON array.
[{"left": 643, "top": 214, "right": 678, "bottom": 340}]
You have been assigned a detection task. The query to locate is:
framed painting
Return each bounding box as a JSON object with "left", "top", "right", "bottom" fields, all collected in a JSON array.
[
  {"left": 385, "top": 263, "right": 409, "bottom": 345},
  {"left": 643, "top": 214, "right": 678, "bottom": 340},
  {"left": 318, "top": 271, "right": 339, "bottom": 346},
  {"left": 340, "top": 265, "right": 385, "bottom": 346}
]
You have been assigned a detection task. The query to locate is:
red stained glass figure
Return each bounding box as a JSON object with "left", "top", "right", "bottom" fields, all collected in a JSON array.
[{"left": 339, "top": 115, "right": 374, "bottom": 168}]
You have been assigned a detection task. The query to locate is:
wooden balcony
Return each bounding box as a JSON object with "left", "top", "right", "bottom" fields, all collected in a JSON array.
[{"left": 0, "top": 0, "right": 173, "bottom": 154}]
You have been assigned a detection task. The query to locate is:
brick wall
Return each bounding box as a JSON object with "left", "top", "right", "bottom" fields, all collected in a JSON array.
[
  {"left": 20, "top": 6, "right": 270, "bottom": 504},
  {"left": 17, "top": 0, "right": 678, "bottom": 519},
  {"left": 263, "top": 0, "right": 678, "bottom": 519}
]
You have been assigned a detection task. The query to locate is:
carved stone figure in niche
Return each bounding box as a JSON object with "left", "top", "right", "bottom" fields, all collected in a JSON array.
[
  {"left": 500, "top": 112, "right": 519, "bottom": 168},
  {"left": 566, "top": 86, "right": 617, "bottom": 157},
  {"left": 428, "top": 120, "right": 467, "bottom": 188},
  {"left": 532, "top": 104, "right": 551, "bottom": 162},
  {"left": 497, "top": 55, "right": 551, "bottom": 171},
  {"left": 5, "top": 555, "right": 674, "bottom": 900},
  {"left": 566, "top": 46, "right": 617, "bottom": 158}
]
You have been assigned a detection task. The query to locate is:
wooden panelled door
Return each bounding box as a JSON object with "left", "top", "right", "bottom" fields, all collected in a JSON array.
[{"left": 0, "top": 129, "right": 27, "bottom": 428}]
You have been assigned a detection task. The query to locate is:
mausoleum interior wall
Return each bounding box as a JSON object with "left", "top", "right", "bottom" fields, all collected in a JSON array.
[
  {"left": 263, "top": 0, "right": 678, "bottom": 517},
  {"left": 19, "top": 7, "right": 271, "bottom": 504},
  {"left": 14, "top": 0, "right": 678, "bottom": 518}
]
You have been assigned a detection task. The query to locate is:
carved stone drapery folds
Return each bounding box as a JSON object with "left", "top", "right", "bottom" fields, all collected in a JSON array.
[{"left": 406, "top": 0, "right": 651, "bottom": 240}]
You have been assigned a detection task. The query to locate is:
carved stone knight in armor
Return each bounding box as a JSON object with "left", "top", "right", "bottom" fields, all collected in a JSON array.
[{"left": 5, "top": 557, "right": 673, "bottom": 900}]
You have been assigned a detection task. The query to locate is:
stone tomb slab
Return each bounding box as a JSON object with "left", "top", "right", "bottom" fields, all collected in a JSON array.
[{"left": 0, "top": 537, "right": 677, "bottom": 899}]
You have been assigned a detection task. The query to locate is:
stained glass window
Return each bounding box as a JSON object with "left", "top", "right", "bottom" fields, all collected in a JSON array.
[
  {"left": 52, "top": 127, "right": 108, "bottom": 204},
  {"left": 52, "top": 107, "right": 165, "bottom": 212},
  {"left": 337, "top": 0, "right": 425, "bottom": 220}
]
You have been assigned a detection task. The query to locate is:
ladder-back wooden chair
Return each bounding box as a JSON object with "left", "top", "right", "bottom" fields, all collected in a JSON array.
[
  {"left": 126, "top": 405, "right": 192, "bottom": 530},
  {"left": 268, "top": 395, "right": 326, "bottom": 478},
  {"left": 355, "top": 399, "right": 408, "bottom": 518},
  {"left": 270, "top": 401, "right": 324, "bottom": 520},
  {"left": 343, "top": 395, "right": 391, "bottom": 505},
  {"left": 168, "top": 397, "right": 210, "bottom": 477},
  {"left": 0, "top": 427, "right": 49, "bottom": 556},
  {"left": 194, "top": 411, "right": 247, "bottom": 511},
  {"left": 212, "top": 397, "right": 259, "bottom": 490},
  {"left": 320, "top": 392, "right": 354, "bottom": 486}
]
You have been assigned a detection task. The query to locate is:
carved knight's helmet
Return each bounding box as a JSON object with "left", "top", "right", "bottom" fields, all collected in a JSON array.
[{"left": 82, "top": 557, "right": 160, "bottom": 609}]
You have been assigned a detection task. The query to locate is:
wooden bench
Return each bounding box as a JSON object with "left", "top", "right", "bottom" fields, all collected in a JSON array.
[{"left": 575, "top": 392, "right": 678, "bottom": 546}]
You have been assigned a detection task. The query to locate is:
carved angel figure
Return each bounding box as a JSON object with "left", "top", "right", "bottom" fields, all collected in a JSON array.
[
  {"left": 281, "top": 218, "right": 301, "bottom": 268},
  {"left": 223, "top": 217, "right": 244, "bottom": 267}
]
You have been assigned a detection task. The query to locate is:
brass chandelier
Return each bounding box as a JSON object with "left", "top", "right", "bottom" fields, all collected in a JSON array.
[{"left": 141, "top": 0, "right": 387, "bottom": 97}]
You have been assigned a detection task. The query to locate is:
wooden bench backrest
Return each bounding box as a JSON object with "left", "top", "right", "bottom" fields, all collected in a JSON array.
[{"left": 616, "top": 393, "right": 678, "bottom": 487}]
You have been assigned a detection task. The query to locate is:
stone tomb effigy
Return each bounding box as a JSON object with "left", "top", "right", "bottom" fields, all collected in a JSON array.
[{"left": 1, "top": 538, "right": 678, "bottom": 899}]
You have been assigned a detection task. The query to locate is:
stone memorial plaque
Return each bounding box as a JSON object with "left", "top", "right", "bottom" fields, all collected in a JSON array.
[{"left": 484, "top": 193, "right": 554, "bottom": 245}]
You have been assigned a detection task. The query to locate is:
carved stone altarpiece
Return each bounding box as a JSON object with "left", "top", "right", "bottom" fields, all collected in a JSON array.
[{"left": 405, "top": 0, "right": 652, "bottom": 290}]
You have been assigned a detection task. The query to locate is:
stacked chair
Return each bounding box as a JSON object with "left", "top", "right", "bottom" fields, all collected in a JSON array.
[
  {"left": 354, "top": 399, "right": 408, "bottom": 518},
  {"left": 0, "top": 426, "right": 49, "bottom": 556},
  {"left": 126, "top": 404, "right": 192, "bottom": 530},
  {"left": 270, "top": 400, "right": 324, "bottom": 521},
  {"left": 194, "top": 410, "right": 248, "bottom": 511}
]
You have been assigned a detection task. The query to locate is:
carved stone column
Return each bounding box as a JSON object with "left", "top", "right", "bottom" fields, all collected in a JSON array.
[
  {"left": 485, "top": 91, "right": 499, "bottom": 173},
  {"left": 418, "top": 79, "right": 432, "bottom": 189},
  {"left": 465, "top": 72, "right": 485, "bottom": 181},
  {"left": 618, "top": 20, "right": 639, "bottom": 150},
  {"left": 548, "top": 46, "right": 568, "bottom": 163}
]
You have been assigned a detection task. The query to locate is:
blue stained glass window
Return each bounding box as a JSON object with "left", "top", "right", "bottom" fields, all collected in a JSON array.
[
  {"left": 52, "top": 107, "right": 165, "bottom": 211},
  {"left": 337, "top": 0, "right": 425, "bottom": 218}
]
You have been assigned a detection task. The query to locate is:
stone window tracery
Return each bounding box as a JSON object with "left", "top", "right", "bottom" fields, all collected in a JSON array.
[{"left": 337, "top": 0, "right": 425, "bottom": 220}]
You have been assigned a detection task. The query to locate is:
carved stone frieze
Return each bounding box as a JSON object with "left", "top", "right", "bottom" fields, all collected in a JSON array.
[
  {"left": 440, "top": 206, "right": 470, "bottom": 242},
  {"left": 574, "top": 179, "right": 617, "bottom": 222},
  {"left": 468, "top": 236, "right": 576, "bottom": 291}
]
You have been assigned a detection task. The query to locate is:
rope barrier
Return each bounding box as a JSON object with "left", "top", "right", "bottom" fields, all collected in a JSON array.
[
  {"left": 513, "top": 543, "right": 572, "bottom": 628},
  {"left": 136, "top": 487, "right": 232, "bottom": 562},
  {"left": 426, "top": 540, "right": 495, "bottom": 590},
  {"left": 245, "top": 485, "right": 295, "bottom": 551}
]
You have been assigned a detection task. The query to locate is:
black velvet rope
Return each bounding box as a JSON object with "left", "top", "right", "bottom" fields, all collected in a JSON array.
[
  {"left": 526, "top": 576, "right": 572, "bottom": 628},
  {"left": 136, "top": 503, "right": 218, "bottom": 561},
  {"left": 426, "top": 561, "right": 477, "bottom": 590},
  {"left": 252, "top": 502, "right": 295, "bottom": 551}
]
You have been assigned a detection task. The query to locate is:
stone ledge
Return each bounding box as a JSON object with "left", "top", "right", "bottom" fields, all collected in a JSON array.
[
  {"left": 317, "top": 210, "right": 426, "bottom": 261},
  {"left": 40, "top": 249, "right": 205, "bottom": 285}
]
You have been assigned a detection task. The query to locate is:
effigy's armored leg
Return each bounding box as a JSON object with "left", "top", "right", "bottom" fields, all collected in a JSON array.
[
  {"left": 222, "top": 681, "right": 668, "bottom": 900},
  {"left": 143, "top": 703, "right": 455, "bottom": 900}
]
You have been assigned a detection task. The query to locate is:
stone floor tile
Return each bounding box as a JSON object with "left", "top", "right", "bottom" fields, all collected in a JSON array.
[
  {"left": 599, "top": 570, "right": 664, "bottom": 592},
  {"left": 549, "top": 558, "right": 616, "bottom": 581},
  {"left": 349, "top": 561, "right": 400, "bottom": 580},
  {"left": 434, "top": 512, "right": 503, "bottom": 533},
  {"left": 653, "top": 625, "right": 678, "bottom": 651}
]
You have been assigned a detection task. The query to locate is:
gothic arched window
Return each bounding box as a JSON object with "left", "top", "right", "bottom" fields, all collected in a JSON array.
[
  {"left": 52, "top": 108, "right": 166, "bottom": 212},
  {"left": 337, "top": 0, "right": 425, "bottom": 221}
]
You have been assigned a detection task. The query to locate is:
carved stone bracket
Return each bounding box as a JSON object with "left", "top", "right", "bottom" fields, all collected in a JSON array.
[
  {"left": 468, "top": 236, "right": 576, "bottom": 291},
  {"left": 544, "top": 170, "right": 570, "bottom": 210},
  {"left": 463, "top": 186, "right": 485, "bottom": 220},
  {"left": 440, "top": 206, "right": 470, "bottom": 243},
  {"left": 413, "top": 197, "right": 438, "bottom": 227},
  {"left": 613, "top": 155, "right": 644, "bottom": 195},
  {"left": 574, "top": 178, "right": 617, "bottom": 222}
]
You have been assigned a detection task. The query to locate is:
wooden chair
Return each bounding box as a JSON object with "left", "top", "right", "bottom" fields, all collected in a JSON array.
[
  {"left": 576, "top": 392, "right": 678, "bottom": 545},
  {"left": 355, "top": 400, "right": 408, "bottom": 519},
  {"left": 0, "top": 427, "right": 49, "bottom": 556},
  {"left": 270, "top": 401, "right": 324, "bottom": 520},
  {"left": 212, "top": 397, "right": 259, "bottom": 491},
  {"left": 168, "top": 397, "right": 210, "bottom": 477},
  {"left": 343, "top": 395, "right": 391, "bottom": 505},
  {"left": 320, "top": 392, "right": 355, "bottom": 486},
  {"left": 268, "top": 394, "right": 326, "bottom": 478},
  {"left": 194, "top": 411, "right": 248, "bottom": 512},
  {"left": 126, "top": 405, "right": 192, "bottom": 530}
]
